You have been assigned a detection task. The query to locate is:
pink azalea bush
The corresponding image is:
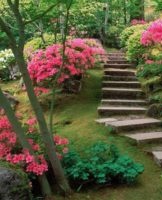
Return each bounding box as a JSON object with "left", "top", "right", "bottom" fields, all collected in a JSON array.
[
  {"left": 131, "top": 19, "right": 146, "bottom": 26},
  {"left": 0, "top": 115, "right": 69, "bottom": 176},
  {"left": 141, "top": 20, "right": 162, "bottom": 46},
  {"left": 27, "top": 38, "right": 104, "bottom": 88}
]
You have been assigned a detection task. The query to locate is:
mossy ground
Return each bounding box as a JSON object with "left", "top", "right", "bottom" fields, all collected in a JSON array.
[{"left": 1, "top": 66, "right": 162, "bottom": 200}]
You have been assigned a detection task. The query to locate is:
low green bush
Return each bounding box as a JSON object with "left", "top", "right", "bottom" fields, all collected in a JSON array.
[
  {"left": 137, "top": 63, "right": 162, "bottom": 78},
  {"left": 24, "top": 33, "right": 55, "bottom": 58},
  {"left": 106, "top": 24, "right": 125, "bottom": 48},
  {"left": 126, "top": 29, "right": 146, "bottom": 62},
  {"left": 62, "top": 142, "right": 144, "bottom": 190},
  {"left": 120, "top": 24, "right": 148, "bottom": 48}
]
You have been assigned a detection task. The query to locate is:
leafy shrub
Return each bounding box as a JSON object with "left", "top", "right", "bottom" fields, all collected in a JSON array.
[
  {"left": 27, "top": 38, "right": 104, "bottom": 91},
  {"left": 106, "top": 24, "right": 126, "bottom": 48},
  {"left": 126, "top": 29, "right": 146, "bottom": 61},
  {"left": 24, "top": 33, "right": 72, "bottom": 59},
  {"left": 0, "top": 49, "right": 16, "bottom": 81},
  {"left": 62, "top": 142, "right": 144, "bottom": 190},
  {"left": 70, "top": 2, "right": 104, "bottom": 38},
  {"left": 120, "top": 24, "right": 148, "bottom": 48},
  {"left": 0, "top": 115, "right": 69, "bottom": 176},
  {"left": 24, "top": 33, "right": 55, "bottom": 59},
  {"left": 137, "top": 61, "right": 162, "bottom": 78},
  {"left": 131, "top": 19, "right": 146, "bottom": 26},
  {"left": 141, "top": 20, "right": 162, "bottom": 46}
]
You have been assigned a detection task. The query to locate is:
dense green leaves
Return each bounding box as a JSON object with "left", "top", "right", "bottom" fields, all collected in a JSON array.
[{"left": 62, "top": 142, "right": 144, "bottom": 190}]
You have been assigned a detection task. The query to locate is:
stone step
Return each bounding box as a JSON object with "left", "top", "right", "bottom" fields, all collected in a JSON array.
[
  {"left": 104, "top": 64, "right": 135, "bottom": 69},
  {"left": 102, "top": 87, "right": 145, "bottom": 99},
  {"left": 95, "top": 118, "right": 117, "bottom": 124},
  {"left": 152, "top": 151, "right": 162, "bottom": 167},
  {"left": 106, "top": 118, "right": 162, "bottom": 132},
  {"left": 102, "top": 81, "right": 141, "bottom": 88},
  {"left": 98, "top": 106, "right": 146, "bottom": 116},
  {"left": 107, "top": 60, "right": 131, "bottom": 64},
  {"left": 104, "top": 75, "right": 137, "bottom": 81},
  {"left": 108, "top": 56, "right": 127, "bottom": 60},
  {"left": 107, "top": 53, "right": 125, "bottom": 56},
  {"left": 104, "top": 69, "right": 135, "bottom": 76},
  {"left": 101, "top": 99, "right": 148, "bottom": 106},
  {"left": 125, "top": 132, "right": 162, "bottom": 144}
]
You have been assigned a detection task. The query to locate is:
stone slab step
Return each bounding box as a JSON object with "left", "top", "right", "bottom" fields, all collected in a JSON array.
[
  {"left": 102, "top": 81, "right": 141, "bottom": 88},
  {"left": 106, "top": 118, "right": 162, "bottom": 132},
  {"left": 101, "top": 99, "right": 148, "bottom": 106},
  {"left": 104, "top": 64, "right": 130, "bottom": 69},
  {"left": 107, "top": 56, "right": 126, "bottom": 60},
  {"left": 102, "top": 87, "right": 145, "bottom": 99},
  {"left": 104, "top": 75, "right": 137, "bottom": 81},
  {"left": 104, "top": 64, "right": 135, "bottom": 69},
  {"left": 104, "top": 69, "right": 135, "bottom": 76},
  {"left": 107, "top": 60, "right": 131, "bottom": 64},
  {"left": 125, "top": 132, "right": 162, "bottom": 144},
  {"left": 107, "top": 53, "right": 125, "bottom": 56},
  {"left": 95, "top": 118, "right": 117, "bottom": 124},
  {"left": 98, "top": 106, "right": 146, "bottom": 116},
  {"left": 152, "top": 151, "right": 162, "bottom": 167}
]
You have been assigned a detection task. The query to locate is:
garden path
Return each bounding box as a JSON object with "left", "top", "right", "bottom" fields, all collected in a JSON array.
[{"left": 97, "top": 52, "right": 162, "bottom": 167}]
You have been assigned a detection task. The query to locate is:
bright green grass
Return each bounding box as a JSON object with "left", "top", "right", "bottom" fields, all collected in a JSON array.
[{"left": 1, "top": 68, "right": 162, "bottom": 200}]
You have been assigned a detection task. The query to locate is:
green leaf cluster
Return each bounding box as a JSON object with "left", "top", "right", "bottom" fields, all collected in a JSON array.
[
  {"left": 120, "top": 24, "right": 148, "bottom": 47},
  {"left": 137, "top": 63, "right": 162, "bottom": 78},
  {"left": 62, "top": 142, "right": 144, "bottom": 190}
]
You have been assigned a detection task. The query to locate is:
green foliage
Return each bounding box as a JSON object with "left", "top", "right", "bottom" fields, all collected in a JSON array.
[
  {"left": 152, "top": 0, "right": 162, "bottom": 11},
  {"left": 106, "top": 24, "right": 126, "bottom": 47},
  {"left": 62, "top": 142, "right": 144, "bottom": 190},
  {"left": 24, "top": 33, "right": 55, "bottom": 54},
  {"left": 137, "top": 63, "right": 162, "bottom": 78},
  {"left": 24, "top": 33, "right": 73, "bottom": 58},
  {"left": 70, "top": 1, "right": 104, "bottom": 37},
  {"left": 120, "top": 24, "right": 148, "bottom": 48},
  {"left": 126, "top": 29, "right": 146, "bottom": 61},
  {"left": 128, "top": 0, "right": 144, "bottom": 20}
]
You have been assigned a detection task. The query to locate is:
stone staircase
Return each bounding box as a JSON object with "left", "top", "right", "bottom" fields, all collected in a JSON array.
[{"left": 97, "top": 52, "right": 162, "bottom": 167}]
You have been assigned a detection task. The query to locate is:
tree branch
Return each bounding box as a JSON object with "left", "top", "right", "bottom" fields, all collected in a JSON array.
[{"left": 7, "top": 0, "right": 25, "bottom": 50}]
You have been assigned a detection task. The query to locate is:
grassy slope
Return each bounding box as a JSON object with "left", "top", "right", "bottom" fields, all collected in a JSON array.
[{"left": 1, "top": 68, "right": 162, "bottom": 200}]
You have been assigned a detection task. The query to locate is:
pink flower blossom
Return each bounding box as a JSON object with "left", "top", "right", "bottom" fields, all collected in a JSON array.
[{"left": 141, "top": 20, "right": 162, "bottom": 46}]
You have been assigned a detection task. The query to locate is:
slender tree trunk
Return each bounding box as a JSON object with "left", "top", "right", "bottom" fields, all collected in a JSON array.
[
  {"left": 49, "top": 3, "right": 71, "bottom": 134},
  {"left": 0, "top": 88, "right": 52, "bottom": 197}
]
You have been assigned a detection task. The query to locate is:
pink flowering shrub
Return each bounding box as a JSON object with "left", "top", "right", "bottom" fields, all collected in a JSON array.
[
  {"left": 27, "top": 38, "right": 104, "bottom": 88},
  {"left": 0, "top": 116, "right": 69, "bottom": 176},
  {"left": 141, "top": 20, "right": 162, "bottom": 46},
  {"left": 131, "top": 19, "right": 146, "bottom": 26}
]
